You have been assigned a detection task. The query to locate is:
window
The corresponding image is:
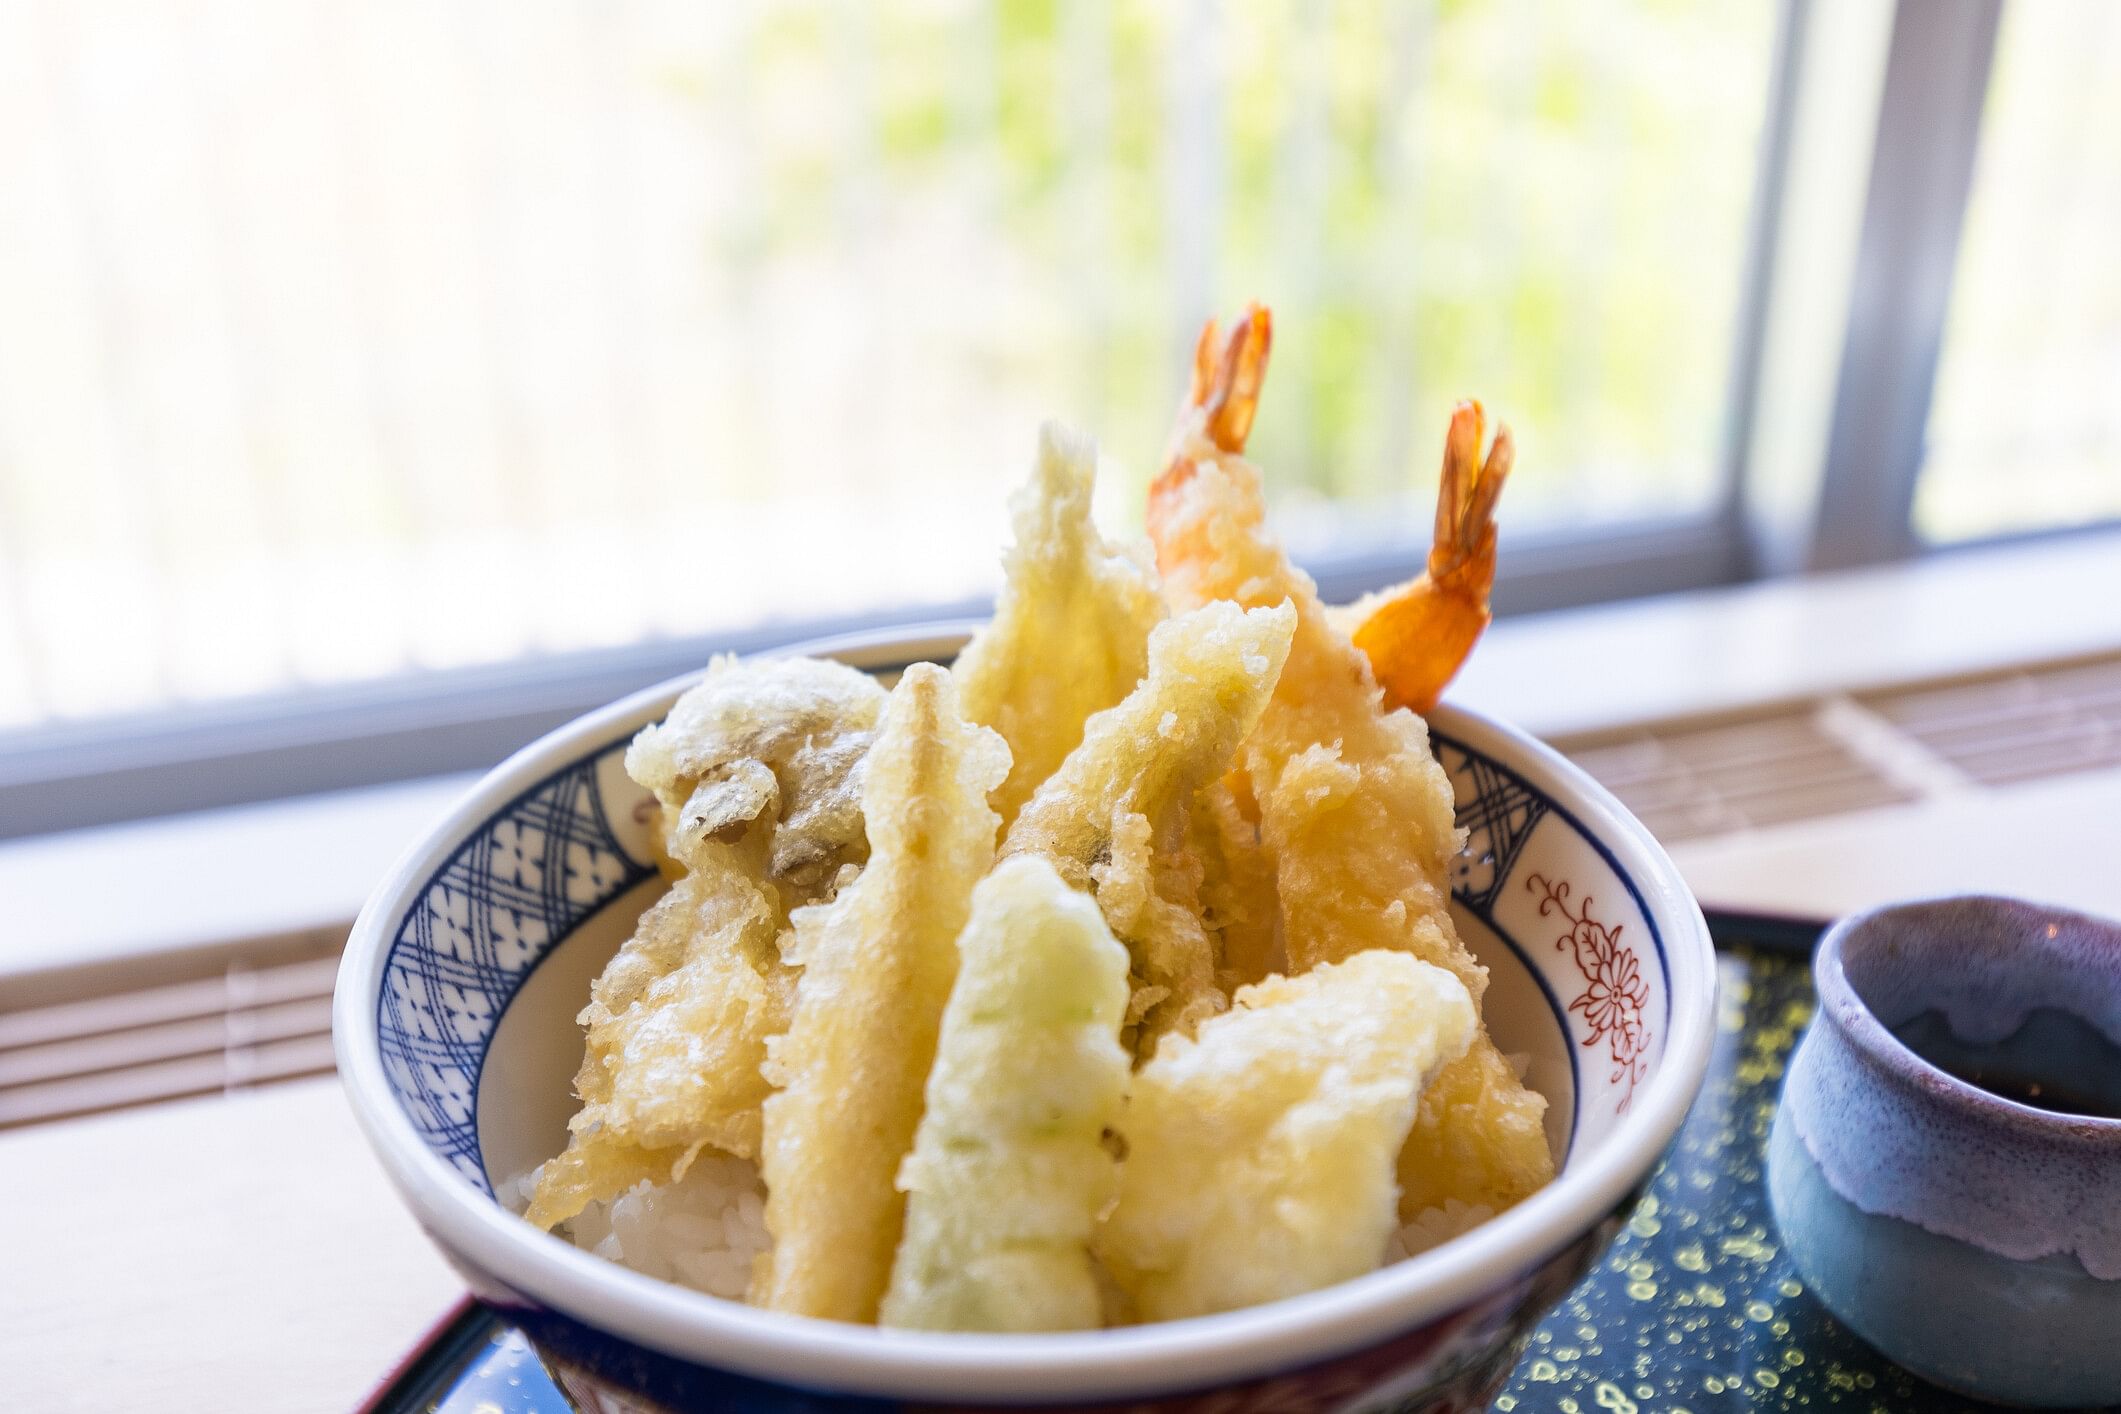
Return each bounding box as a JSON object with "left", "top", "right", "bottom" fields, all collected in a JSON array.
[
  {"left": 1916, "top": 0, "right": 2121, "bottom": 543},
  {"left": 0, "top": 0, "right": 1778, "bottom": 732},
  {"left": 2, "top": 0, "right": 2116, "bottom": 834}
]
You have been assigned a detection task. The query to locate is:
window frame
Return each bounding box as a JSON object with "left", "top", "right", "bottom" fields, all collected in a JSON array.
[
  {"left": 1807, "top": 0, "right": 2003, "bottom": 571},
  {"left": 0, "top": 512, "right": 1753, "bottom": 839}
]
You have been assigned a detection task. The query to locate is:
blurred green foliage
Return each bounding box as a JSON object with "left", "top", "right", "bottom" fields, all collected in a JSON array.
[{"left": 704, "top": 0, "right": 1775, "bottom": 525}]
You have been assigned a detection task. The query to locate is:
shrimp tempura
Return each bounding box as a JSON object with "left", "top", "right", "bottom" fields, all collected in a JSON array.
[
  {"left": 1096, "top": 950, "right": 1476, "bottom": 1321},
  {"left": 754, "top": 664, "right": 1010, "bottom": 1322},
  {"left": 1334, "top": 400, "right": 1513, "bottom": 713},
  {"left": 880, "top": 855, "right": 1132, "bottom": 1333},
  {"left": 1149, "top": 308, "right": 1553, "bottom": 1218},
  {"left": 1003, "top": 600, "right": 1296, "bottom": 1046},
  {"left": 955, "top": 421, "right": 1165, "bottom": 828}
]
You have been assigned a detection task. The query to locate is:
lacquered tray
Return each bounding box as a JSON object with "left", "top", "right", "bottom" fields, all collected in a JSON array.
[{"left": 363, "top": 913, "right": 2105, "bottom": 1413}]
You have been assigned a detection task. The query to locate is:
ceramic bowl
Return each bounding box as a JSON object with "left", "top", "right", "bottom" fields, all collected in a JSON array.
[
  {"left": 1768, "top": 896, "right": 2121, "bottom": 1407},
  {"left": 334, "top": 624, "right": 1716, "bottom": 1413}
]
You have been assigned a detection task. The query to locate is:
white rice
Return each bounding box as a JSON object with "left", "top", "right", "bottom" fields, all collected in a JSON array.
[
  {"left": 506, "top": 1153, "right": 771, "bottom": 1301},
  {"left": 1383, "top": 1198, "right": 1498, "bottom": 1261}
]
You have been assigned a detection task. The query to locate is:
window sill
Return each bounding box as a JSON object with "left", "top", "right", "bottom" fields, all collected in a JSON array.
[{"left": 4, "top": 526, "right": 2118, "bottom": 985}]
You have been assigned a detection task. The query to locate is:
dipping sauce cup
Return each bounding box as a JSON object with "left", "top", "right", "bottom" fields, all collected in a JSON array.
[{"left": 1768, "top": 896, "right": 2121, "bottom": 1407}]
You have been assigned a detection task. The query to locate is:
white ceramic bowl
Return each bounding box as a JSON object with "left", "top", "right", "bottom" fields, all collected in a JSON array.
[{"left": 334, "top": 624, "right": 1715, "bottom": 1413}]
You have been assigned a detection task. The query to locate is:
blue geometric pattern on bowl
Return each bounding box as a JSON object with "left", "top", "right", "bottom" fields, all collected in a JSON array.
[
  {"left": 375, "top": 746, "right": 653, "bottom": 1190},
  {"left": 1436, "top": 738, "right": 1550, "bottom": 917},
  {"left": 373, "top": 714, "right": 1667, "bottom": 1193}
]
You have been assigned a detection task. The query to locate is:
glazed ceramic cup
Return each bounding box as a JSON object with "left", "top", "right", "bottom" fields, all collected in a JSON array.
[
  {"left": 335, "top": 624, "right": 1716, "bottom": 1413},
  {"left": 1768, "top": 896, "right": 2121, "bottom": 1407}
]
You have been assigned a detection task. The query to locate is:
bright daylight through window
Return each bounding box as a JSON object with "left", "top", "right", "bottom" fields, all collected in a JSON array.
[
  {"left": 1916, "top": 0, "right": 2121, "bottom": 543},
  {"left": 0, "top": 0, "right": 1777, "bottom": 734}
]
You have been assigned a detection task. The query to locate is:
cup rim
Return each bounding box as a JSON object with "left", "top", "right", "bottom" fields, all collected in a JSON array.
[
  {"left": 1813, "top": 895, "right": 2121, "bottom": 1139},
  {"left": 333, "top": 620, "right": 1718, "bottom": 1402}
]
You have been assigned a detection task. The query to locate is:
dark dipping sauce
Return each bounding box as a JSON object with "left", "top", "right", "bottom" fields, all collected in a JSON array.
[{"left": 1892, "top": 1006, "right": 2121, "bottom": 1121}]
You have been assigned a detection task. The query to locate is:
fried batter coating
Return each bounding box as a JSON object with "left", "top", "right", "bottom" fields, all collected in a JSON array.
[
  {"left": 1096, "top": 951, "right": 1476, "bottom": 1322},
  {"left": 1088, "top": 809, "right": 1218, "bottom": 1042},
  {"left": 527, "top": 658, "right": 886, "bottom": 1229},
  {"left": 1190, "top": 778, "right": 1283, "bottom": 991},
  {"left": 523, "top": 1133, "right": 693, "bottom": 1235},
  {"left": 955, "top": 421, "right": 1165, "bottom": 828},
  {"left": 526, "top": 841, "right": 789, "bottom": 1229},
  {"left": 880, "top": 856, "right": 1132, "bottom": 1333},
  {"left": 1002, "top": 600, "right": 1296, "bottom": 1043},
  {"left": 1150, "top": 429, "right": 1553, "bottom": 1219},
  {"left": 754, "top": 664, "right": 1010, "bottom": 1322},
  {"left": 627, "top": 655, "right": 887, "bottom": 895}
]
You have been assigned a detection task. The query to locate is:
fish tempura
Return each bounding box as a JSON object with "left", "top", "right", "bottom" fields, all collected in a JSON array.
[
  {"left": 881, "top": 855, "right": 1132, "bottom": 1333},
  {"left": 954, "top": 422, "right": 1165, "bottom": 828},
  {"left": 754, "top": 664, "right": 1010, "bottom": 1322},
  {"left": 1096, "top": 950, "right": 1476, "bottom": 1321}
]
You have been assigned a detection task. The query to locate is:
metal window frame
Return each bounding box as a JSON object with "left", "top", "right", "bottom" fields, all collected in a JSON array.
[
  {"left": 0, "top": 510, "right": 1761, "bottom": 838},
  {"left": 1806, "top": 0, "right": 2003, "bottom": 571}
]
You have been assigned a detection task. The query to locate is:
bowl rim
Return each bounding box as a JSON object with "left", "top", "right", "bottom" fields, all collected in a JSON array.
[
  {"left": 333, "top": 619, "right": 1716, "bottom": 1402},
  {"left": 1813, "top": 896, "right": 2121, "bottom": 1140}
]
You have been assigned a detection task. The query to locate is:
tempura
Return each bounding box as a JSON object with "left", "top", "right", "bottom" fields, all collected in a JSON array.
[
  {"left": 1149, "top": 314, "right": 1554, "bottom": 1218},
  {"left": 627, "top": 655, "right": 887, "bottom": 893},
  {"left": 1003, "top": 599, "right": 1296, "bottom": 1045},
  {"left": 519, "top": 316, "right": 1565, "bottom": 1333},
  {"left": 527, "top": 658, "right": 884, "bottom": 1228},
  {"left": 753, "top": 664, "right": 1010, "bottom": 1322},
  {"left": 880, "top": 855, "right": 1132, "bottom": 1333},
  {"left": 1189, "top": 779, "right": 1283, "bottom": 991},
  {"left": 954, "top": 422, "right": 1165, "bottom": 828},
  {"left": 1096, "top": 950, "right": 1476, "bottom": 1321}
]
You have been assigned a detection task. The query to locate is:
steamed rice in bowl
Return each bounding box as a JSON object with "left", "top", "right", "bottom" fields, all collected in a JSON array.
[{"left": 507, "top": 1156, "right": 770, "bottom": 1302}]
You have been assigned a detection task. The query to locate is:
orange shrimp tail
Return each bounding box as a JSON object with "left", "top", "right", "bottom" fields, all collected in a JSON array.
[
  {"left": 1352, "top": 400, "right": 1512, "bottom": 713},
  {"left": 1155, "top": 306, "right": 1270, "bottom": 480},
  {"left": 1194, "top": 304, "right": 1271, "bottom": 456}
]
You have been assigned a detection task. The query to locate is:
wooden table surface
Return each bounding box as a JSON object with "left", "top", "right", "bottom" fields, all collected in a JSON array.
[{"left": 3, "top": 1078, "right": 463, "bottom": 1413}]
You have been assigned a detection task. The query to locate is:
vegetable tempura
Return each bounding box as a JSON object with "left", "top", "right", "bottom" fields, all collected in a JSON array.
[
  {"left": 754, "top": 664, "right": 1009, "bottom": 1322},
  {"left": 627, "top": 655, "right": 887, "bottom": 891},
  {"left": 526, "top": 658, "right": 884, "bottom": 1229},
  {"left": 954, "top": 421, "right": 1165, "bottom": 828},
  {"left": 881, "top": 855, "right": 1132, "bottom": 1333},
  {"left": 515, "top": 317, "right": 1564, "bottom": 1335},
  {"left": 1097, "top": 950, "right": 1476, "bottom": 1321},
  {"left": 1003, "top": 599, "right": 1296, "bottom": 1045}
]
